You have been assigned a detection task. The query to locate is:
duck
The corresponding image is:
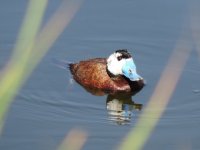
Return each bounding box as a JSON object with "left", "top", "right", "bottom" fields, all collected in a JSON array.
[{"left": 69, "top": 49, "right": 145, "bottom": 94}]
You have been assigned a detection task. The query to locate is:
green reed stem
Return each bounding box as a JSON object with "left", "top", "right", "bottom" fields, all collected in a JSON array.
[{"left": 0, "top": 0, "right": 48, "bottom": 132}]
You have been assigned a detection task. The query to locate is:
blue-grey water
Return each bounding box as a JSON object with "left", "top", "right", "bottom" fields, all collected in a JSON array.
[{"left": 0, "top": 0, "right": 200, "bottom": 150}]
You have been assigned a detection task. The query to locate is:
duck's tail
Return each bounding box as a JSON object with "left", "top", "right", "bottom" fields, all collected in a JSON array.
[{"left": 68, "top": 63, "right": 76, "bottom": 75}]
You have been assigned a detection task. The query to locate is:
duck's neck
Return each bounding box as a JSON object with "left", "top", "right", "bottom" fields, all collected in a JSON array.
[
  {"left": 106, "top": 67, "right": 115, "bottom": 77},
  {"left": 106, "top": 67, "right": 121, "bottom": 79}
]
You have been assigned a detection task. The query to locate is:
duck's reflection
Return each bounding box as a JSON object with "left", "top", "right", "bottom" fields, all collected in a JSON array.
[
  {"left": 106, "top": 94, "right": 142, "bottom": 125},
  {"left": 73, "top": 83, "right": 143, "bottom": 125}
]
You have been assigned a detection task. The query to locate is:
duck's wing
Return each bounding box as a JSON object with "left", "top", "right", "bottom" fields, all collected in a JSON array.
[
  {"left": 70, "top": 58, "right": 115, "bottom": 89},
  {"left": 69, "top": 58, "right": 110, "bottom": 89}
]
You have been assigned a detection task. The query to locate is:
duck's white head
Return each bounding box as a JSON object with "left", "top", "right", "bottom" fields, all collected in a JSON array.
[{"left": 107, "top": 49, "right": 142, "bottom": 81}]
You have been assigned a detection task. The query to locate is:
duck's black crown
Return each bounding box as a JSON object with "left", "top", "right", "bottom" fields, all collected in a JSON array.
[{"left": 115, "top": 49, "right": 132, "bottom": 61}]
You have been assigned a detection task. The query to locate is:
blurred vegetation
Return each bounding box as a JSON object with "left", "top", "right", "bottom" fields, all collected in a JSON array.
[
  {"left": 0, "top": 0, "right": 48, "bottom": 132},
  {"left": 0, "top": 0, "right": 199, "bottom": 150},
  {"left": 0, "top": 0, "right": 85, "bottom": 149}
]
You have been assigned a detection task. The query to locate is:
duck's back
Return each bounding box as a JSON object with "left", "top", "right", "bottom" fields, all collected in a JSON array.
[{"left": 69, "top": 58, "right": 131, "bottom": 92}]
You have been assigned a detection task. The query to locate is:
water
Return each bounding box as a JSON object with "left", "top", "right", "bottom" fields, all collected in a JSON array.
[{"left": 1, "top": 0, "right": 200, "bottom": 150}]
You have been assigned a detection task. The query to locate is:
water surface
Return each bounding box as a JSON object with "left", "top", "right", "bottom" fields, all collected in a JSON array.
[{"left": 0, "top": 0, "right": 200, "bottom": 150}]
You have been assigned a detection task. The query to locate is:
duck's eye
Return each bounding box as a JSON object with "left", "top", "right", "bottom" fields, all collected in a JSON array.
[{"left": 117, "top": 56, "right": 122, "bottom": 61}]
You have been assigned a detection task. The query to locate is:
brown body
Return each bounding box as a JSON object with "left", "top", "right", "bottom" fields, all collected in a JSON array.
[{"left": 69, "top": 58, "right": 144, "bottom": 94}]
